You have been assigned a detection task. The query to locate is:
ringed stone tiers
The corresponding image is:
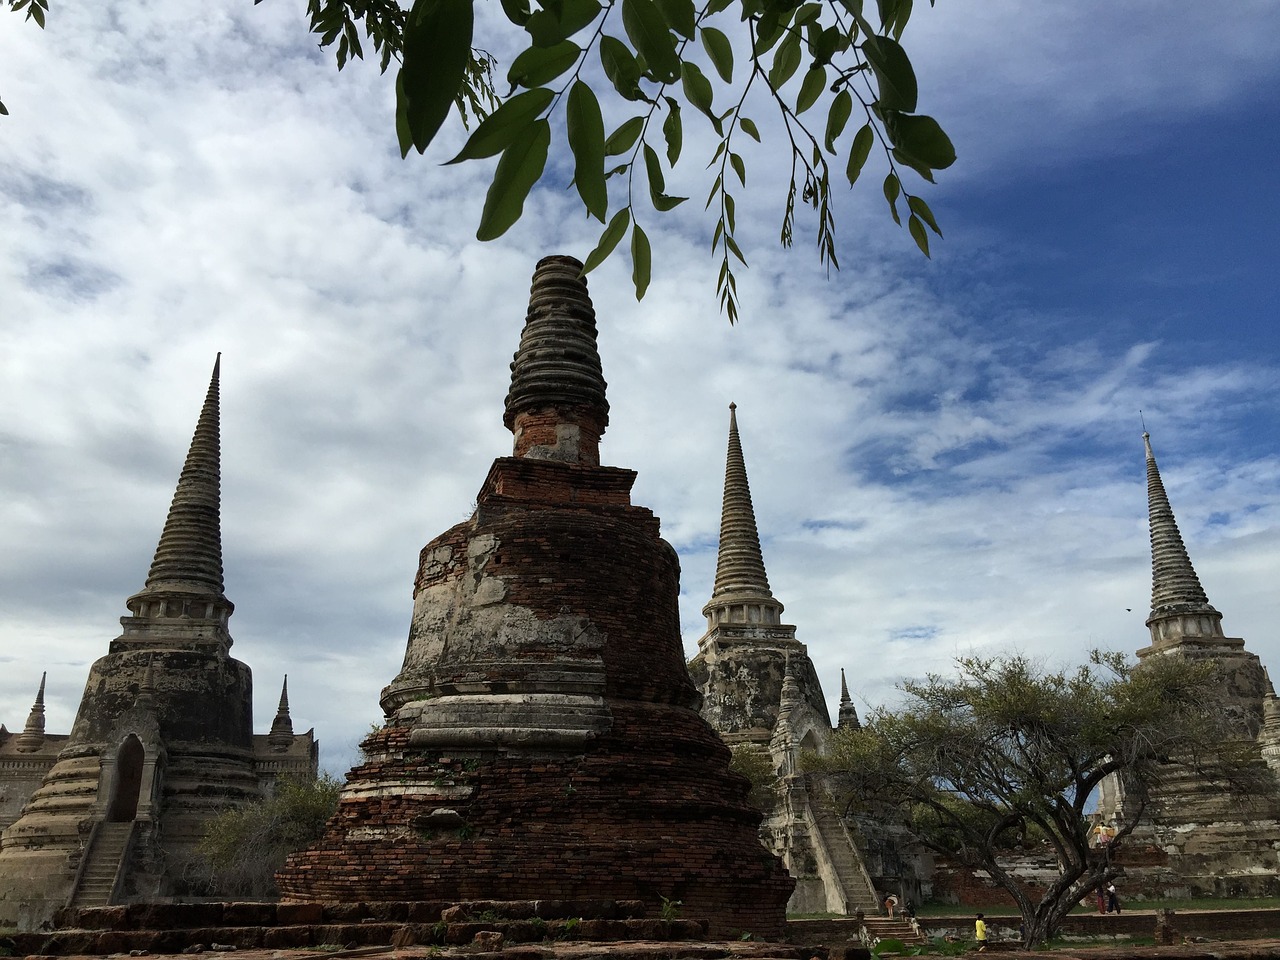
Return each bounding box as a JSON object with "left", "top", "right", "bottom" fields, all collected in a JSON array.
[
  {"left": 276, "top": 256, "right": 794, "bottom": 938},
  {"left": 0, "top": 358, "right": 317, "bottom": 932}
]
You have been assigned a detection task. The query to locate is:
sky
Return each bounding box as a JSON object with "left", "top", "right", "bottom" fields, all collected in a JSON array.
[{"left": 2, "top": 1, "right": 1279, "bottom": 776}]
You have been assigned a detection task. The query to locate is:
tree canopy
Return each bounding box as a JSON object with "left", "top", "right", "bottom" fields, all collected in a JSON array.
[
  {"left": 297, "top": 0, "right": 953, "bottom": 320},
  {"left": 809, "top": 652, "right": 1267, "bottom": 947}
]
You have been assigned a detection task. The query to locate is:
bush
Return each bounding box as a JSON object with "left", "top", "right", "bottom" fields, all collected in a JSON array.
[{"left": 192, "top": 773, "right": 342, "bottom": 898}]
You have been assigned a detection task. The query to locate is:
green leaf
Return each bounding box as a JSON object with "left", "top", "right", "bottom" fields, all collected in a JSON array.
[
  {"left": 754, "top": 7, "right": 785, "bottom": 54},
  {"left": 883, "top": 171, "right": 901, "bottom": 224},
  {"left": 878, "top": 0, "right": 912, "bottom": 39},
  {"left": 507, "top": 40, "right": 581, "bottom": 88},
  {"left": 700, "top": 26, "right": 734, "bottom": 83},
  {"left": 724, "top": 233, "right": 746, "bottom": 265},
  {"left": 908, "top": 213, "right": 930, "bottom": 257},
  {"left": 886, "top": 113, "right": 956, "bottom": 169},
  {"left": 501, "top": 0, "right": 532, "bottom": 25},
  {"left": 622, "top": 0, "right": 680, "bottom": 83},
  {"left": 600, "top": 35, "right": 645, "bottom": 101},
  {"left": 812, "top": 25, "right": 846, "bottom": 65},
  {"left": 0, "top": 101, "right": 9, "bottom": 117},
  {"left": 739, "top": 116, "right": 761, "bottom": 142},
  {"left": 729, "top": 151, "right": 746, "bottom": 186},
  {"left": 631, "top": 223, "right": 652, "bottom": 299},
  {"left": 653, "top": 0, "right": 696, "bottom": 39},
  {"left": 644, "top": 143, "right": 687, "bottom": 210},
  {"left": 891, "top": 146, "right": 934, "bottom": 182},
  {"left": 567, "top": 81, "right": 608, "bottom": 222},
  {"left": 823, "top": 89, "right": 852, "bottom": 152},
  {"left": 908, "top": 194, "right": 942, "bottom": 236},
  {"left": 846, "top": 122, "right": 874, "bottom": 185},
  {"left": 446, "top": 87, "right": 553, "bottom": 164},
  {"left": 397, "top": 0, "right": 476, "bottom": 155},
  {"left": 861, "top": 34, "right": 917, "bottom": 112},
  {"left": 395, "top": 73, "right": 414, "bottom": 157},
  {"left": 644, "top": 143, "right": 666, "bottom": 194},
  {"left": 605, "top": 116, "right": 645, "bottom": 155},
  {"left": 476, "top": 119, "right": 551, "bottom": 240},
  {"left": 796, "top": 2, "right": 823, "bottom": 23},
  {"left": 768, "top": 30, "right": 802, "bottom": 88},
  {"left": 662, "top": 97, "right": 683, "bottom": 165},
  {"left": 582, "top": 207, "right": 632, "bottom": 274},
  {"left": 525, "top": 0, "right": 602, "bottom": 46},
  {"left": 795, "top": 66, "right": 826, "bottom": 115}
]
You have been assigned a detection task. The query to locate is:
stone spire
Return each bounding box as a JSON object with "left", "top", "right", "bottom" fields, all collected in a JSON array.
[
  {"left": 837, "top": 668, "right": 861, "bottom": 731},
  {"left": 1143, "top": 432, "right": 1223, "bottom": 648},
  {"left": 702, "top": 403, "right": 783, "bottom": 627},
  {"left": 120, "top": 355, "right": 234, "bottom": 643},
  {"left": 143, "top": 355, "right": 225, "bottom": 596},
  {"left": 268, "top": 675, "right": 295, "bottom": 749},
  {"left": 15, "top": 673, "right": 47, "bottom": 752},
  {"left": 503, "top": 255, "right": 609, "bottom": 464}
]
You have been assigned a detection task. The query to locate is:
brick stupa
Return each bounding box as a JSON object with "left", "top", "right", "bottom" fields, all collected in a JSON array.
[{"left": 277, "top": 256, "right": 794, "bottom": 937}]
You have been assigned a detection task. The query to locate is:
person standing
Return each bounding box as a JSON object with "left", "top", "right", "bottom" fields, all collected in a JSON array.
[
  {"left": 975, "top": 913, "right": 988, "bottom": 952},
  {"left": 1106, "top": 882, "right": 1120, "bottom": 913}
]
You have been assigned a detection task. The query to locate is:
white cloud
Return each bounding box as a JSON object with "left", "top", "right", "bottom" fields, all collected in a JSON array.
[{"left": 1, "top": 2, "right": 1278, "bottom": 779}]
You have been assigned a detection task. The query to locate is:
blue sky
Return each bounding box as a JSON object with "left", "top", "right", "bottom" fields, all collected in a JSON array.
[{"left": 2, "top": 2, "right": 1279, "bottom": 775}]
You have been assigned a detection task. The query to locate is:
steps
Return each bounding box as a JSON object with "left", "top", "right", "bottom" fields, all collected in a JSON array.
[
  {"left": 862, "top": 916, "right": 928, "bottom": 946},
  {"left": 809, "top": 798, "right": 880, "bottom": 914},
  {"left": 69, "top": 821, "right": 133, "bottom": 908}
]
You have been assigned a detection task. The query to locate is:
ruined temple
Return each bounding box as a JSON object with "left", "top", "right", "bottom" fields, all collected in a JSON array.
[
  {"left": 0, "top": 358, "right": 317, "bottom": 931},
  {"left": 687, "top": 405, "right": 887, "bottom": 914},
  {"left": 276, "top": 256, "right": 794, "bottom": 938},
  {"left": 1098, "top": 432, "right": 1280, "bottom": 896}
]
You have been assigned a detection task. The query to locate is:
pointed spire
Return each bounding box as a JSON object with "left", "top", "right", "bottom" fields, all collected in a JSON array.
[
  {"left": 1144, "top": 432, "right": 1220, "bottom": 639},
  {"left": 837, "top": 668, "right": 861, "bottom": 731},
  {"left": 269, "top": 675, "right": 295, "bottom": 748},
  {"left": 703, "top": 404, "right": 782, "bottom": 625},
  {"left": 503, "top": 256, "right": 609, "bottom": 464},
  {"left": 15, "top": 672, "right": 47, "bottom": 752},
  {"left": 139, "top": 355, "right": 227, "bottom": 598}
]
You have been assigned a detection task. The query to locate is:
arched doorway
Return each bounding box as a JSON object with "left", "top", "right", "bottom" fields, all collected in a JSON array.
[{"left": 107, "top": 734, "right": 145, "bottom": 822}]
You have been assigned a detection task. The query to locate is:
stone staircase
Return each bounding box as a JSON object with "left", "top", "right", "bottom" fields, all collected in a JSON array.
[
  {"left": 862, "top": 916, "right": 928, "bottom": 946},
  {"left": 68, "top": 821, "right": 133, "bottom": 908},
  {"left": 810, "top": 798, "right": 880, "bottom": 914}
]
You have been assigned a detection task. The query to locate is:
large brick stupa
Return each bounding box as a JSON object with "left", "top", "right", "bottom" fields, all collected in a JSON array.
[{"left": 276, "top": 255, "right": 794, "bottom": 937}]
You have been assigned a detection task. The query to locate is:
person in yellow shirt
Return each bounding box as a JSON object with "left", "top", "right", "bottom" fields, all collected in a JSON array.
[{"left": 975, "top": 913, "right": 988, "bottom": 951}]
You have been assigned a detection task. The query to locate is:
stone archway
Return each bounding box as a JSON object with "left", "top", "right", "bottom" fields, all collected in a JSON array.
[{"left": 107, "top": 734, "right": 145, "bottom": 822}]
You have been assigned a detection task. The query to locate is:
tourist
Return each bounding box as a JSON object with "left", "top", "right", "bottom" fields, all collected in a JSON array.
[
  {"left": 884, "top": 894, "right": 898, "bottom": 918},
  {"left": 975, "top": 913, "right": 987, "bottom": 952},
  {"left": 1106, "top": 882, "right": 1121, "bottom": 913}
]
